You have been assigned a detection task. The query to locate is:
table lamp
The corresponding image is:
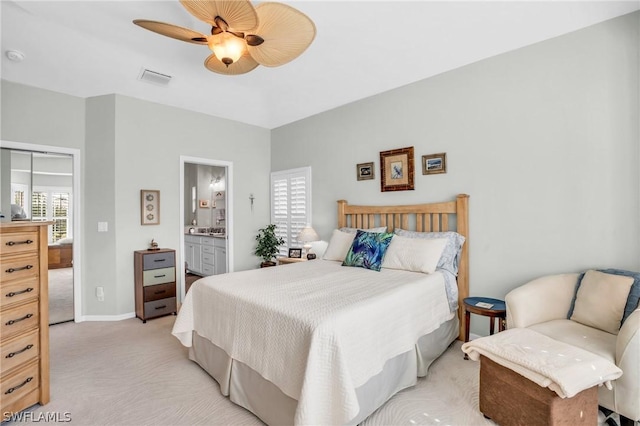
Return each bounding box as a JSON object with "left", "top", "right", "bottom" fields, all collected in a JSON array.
[{"left": 297, "top": 225, "right": 320, "bottom": 259}]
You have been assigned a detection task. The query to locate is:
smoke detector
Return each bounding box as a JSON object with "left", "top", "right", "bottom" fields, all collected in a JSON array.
[{"left": 6, "top": 50, "right": 25, "bottom": 62}]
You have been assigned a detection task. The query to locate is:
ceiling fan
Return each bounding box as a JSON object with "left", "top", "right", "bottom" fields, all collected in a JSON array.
[{"left": 133, "top": 0, "right": 316, "bottom": 75}]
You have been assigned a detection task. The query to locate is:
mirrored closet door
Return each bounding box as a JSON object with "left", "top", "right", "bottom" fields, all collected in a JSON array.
[{"left": 1, "top": 148, "right": 75, "bottom": 325}]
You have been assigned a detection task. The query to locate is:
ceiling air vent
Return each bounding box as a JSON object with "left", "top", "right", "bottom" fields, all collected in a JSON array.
[{"left": 137, "top": 68, "right": 172, "bottom": 87}]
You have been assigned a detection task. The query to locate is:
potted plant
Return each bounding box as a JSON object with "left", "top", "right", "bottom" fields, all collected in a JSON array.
[{"left": 255, "top": 224, "right": 285, "bottom": 267}]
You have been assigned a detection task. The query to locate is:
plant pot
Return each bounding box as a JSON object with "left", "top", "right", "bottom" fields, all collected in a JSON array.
[{"left": 260, "top": 261, "right": 276, "bottom": 268}]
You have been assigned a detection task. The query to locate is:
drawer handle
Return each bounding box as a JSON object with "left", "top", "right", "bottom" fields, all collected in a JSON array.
[
  {"left": 5, "top": 239, "right": 33, "bottom": 247},
  {"left": 5, "top": 313, "right": 33, "bottom": 326},
  {"left": 5, "top": 377, "right": 33, "bottom": 394},
  {"left": 154, "top": 274, "right": 166, "bottom": 278},
  {"left": 6, "top": 288, "right": 34, "bottom": 298},
  {"left": 153, "top": 259, "right": 166, "bottom": 262},
  {"left": 5, "top": 265, "right": 34, "bottom": 274},
  {"left": 154, "top": 305, "right": 167, "bottom": 310},
  {"left": 154, "top": 290, "right": 166, "bottom": 295},
  {"left": 6, "top": 344, "right": 34, "bottom": 358}
]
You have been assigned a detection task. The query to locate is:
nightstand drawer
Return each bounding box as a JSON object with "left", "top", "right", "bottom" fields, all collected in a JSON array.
[
  {"left": 0, "top": 232, "right": 38, "bottom": 257},
  {"left": 142, "top": 267, "right": 175, "bottom": 286},
  {"left": 1, "top": 255, "right": 39, "bottom": 283},
  {"left": 0, "top": 277, "right": 39, "bottom": 310},
  {"left": 1, "top": 329, "right": 39, "bottom": 376},
  {"left": 142, "top": 252, "right": 175, "bottom": 270},
  {"left": 143, "top": 297, "right": 176, "bottom": 318},
  {"left": 1, "top": 301, "right": 39, "bottom": 340},
  {"left": 143, "top": 283, "right": 176, "bottom": 302},
  {"left": 0, "top": 360, "right": 39, "bottom": 412}
]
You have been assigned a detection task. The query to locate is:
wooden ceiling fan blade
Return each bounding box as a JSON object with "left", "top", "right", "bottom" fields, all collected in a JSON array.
[
  {"left": 204, "top": 53, "right": 258, "bottom": 75},
  {"left": 180, "top": 0, "right": 258, "bottom": 32},
  {"left": 133, "top": 20, "right": 208, "bottom": 44},
  {"left": 246, "top": 3, "right": 316, "bottom": 67}
]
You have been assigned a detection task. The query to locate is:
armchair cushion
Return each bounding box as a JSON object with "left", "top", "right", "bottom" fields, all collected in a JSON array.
[
  {"left": 570, "top": 270, "right": 633, "bottom": 335},
  {"left": 568, "top": 268, "right": 640, "bottom": 326}
]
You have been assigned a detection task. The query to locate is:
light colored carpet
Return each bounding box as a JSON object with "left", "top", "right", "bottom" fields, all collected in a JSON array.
[
  {"left": 15, "top": 316, "right": 627, "bottom": 426},
  {"left": 48, "top": 267, "right": 74, "bottom": 325}
]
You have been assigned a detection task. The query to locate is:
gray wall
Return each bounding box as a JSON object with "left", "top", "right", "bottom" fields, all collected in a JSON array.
[
  {"left": 271, "top": 12, "right": 640, "bottom": 334},
  {"left": 2, "top": 81, "right": 271, "bottom": 318}
]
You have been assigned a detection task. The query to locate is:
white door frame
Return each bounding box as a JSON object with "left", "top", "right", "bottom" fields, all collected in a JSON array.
[
  {"left": 179, "top": 156, "right": 234, "bottom": 301},
  {"left": 0, "top": 140, "right": 83, "bottom": 322}
]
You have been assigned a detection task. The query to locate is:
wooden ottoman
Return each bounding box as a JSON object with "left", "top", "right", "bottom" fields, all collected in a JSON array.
[{"left": 480, "top": 355, "right": 597, "bottom": 426}]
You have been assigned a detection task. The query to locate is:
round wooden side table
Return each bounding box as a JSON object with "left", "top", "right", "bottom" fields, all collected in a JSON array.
[{"left": 463, "top": 297, "right": 506, "bottom": 359}]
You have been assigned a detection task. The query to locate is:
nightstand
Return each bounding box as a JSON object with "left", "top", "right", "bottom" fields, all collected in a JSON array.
[
  {"left": 463, "top": 297, "right": 506, "bottom": 359},
  {"left": 278, "top": 257, "right": 307, "bottom": 265}
]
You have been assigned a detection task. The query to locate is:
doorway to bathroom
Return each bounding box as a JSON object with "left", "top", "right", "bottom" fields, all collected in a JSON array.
[{"left": 179, "top": 156, "right": 234, "bottom": 301}]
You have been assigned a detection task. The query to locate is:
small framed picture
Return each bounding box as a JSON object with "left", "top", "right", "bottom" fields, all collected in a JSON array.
[
  {"left": 422, "top": 153, "right": 447, "bottom": 175},
  {"left": 380, "top": 146, "right": 415, "bottom": 192},
  {"left": 140, "top": 190, "right": 160, "bottom": 225},
  {"left": 288, "top": 248, "right": 302, "bottom": 258},
  {"left": 199, "top": 199, "right": 210, "bottom": 208},
  {"left": 356, "top": 162, "right": 375, "bottom": 181}
]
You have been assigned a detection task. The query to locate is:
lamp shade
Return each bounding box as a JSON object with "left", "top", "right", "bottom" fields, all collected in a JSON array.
[{"left": 297, "top": 225, "right": 319, "bottom": 243}]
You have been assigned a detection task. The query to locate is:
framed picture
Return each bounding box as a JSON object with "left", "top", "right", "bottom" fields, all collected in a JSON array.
[
  {"left": 199, "top": 199, "right": 210, "bottom": 208},
  {"left": 356, "top": 162, "right": 375, "bottom": 181},
  {"left": 379, "top": 146, "right": 415, "bottom": 192},
  {"left": 288, "top": 248, "right": 302, "bottom": 258},
  {"left": 140, "top": 190, "right": 160, "bottom": 225},
  {"left": 422, "top": 152, "right": 447, "bottom": 175}
]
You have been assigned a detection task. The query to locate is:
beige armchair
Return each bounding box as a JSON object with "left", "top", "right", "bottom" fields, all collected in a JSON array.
[{"left": 506, "top": 273, "right": 640, "bottom": 424}]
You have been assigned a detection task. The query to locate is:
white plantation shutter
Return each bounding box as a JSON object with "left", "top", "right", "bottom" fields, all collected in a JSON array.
[{"left": 270, "top": 167, "right": 312, "bottom": 256}]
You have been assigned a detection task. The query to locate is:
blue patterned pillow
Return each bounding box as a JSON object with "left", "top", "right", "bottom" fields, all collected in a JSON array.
[{"left": 342, "top": 230, "right": 394, "bottom": 271}]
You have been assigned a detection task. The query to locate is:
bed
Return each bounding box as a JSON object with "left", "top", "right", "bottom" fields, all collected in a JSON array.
[
  {"left": 172, "top": 194, "right": 469, "bottom": 425},
  {"left": 48, "top": 239, "right": 73, "bottom": 269}
]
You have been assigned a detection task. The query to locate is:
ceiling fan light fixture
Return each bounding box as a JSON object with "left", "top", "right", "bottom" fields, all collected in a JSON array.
[{"left": 208, "top": 32, "right": 246, "bottom": 66}]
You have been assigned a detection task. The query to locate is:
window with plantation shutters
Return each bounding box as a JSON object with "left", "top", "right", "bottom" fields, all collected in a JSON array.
[{"left": 271, "top": 167, "right": 312, "bottom": 257}]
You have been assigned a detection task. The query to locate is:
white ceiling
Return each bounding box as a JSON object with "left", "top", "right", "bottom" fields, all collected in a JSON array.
[{"left": 2, "top": 1, "right": 638, "bottom": 129}]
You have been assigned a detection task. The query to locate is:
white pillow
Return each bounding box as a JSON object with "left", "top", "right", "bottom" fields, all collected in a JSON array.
[
  {"left": 571, "top": 270, "right": 634, "bottom": 335},
  {"left": 381, "top": 235, "right": 448, "bottom": 274},
  {"left": 340, "top": 226, "right": 387, "bottom": 234},
  {"left": 323, "top": 230, "right": 356, "bottom": 261}
]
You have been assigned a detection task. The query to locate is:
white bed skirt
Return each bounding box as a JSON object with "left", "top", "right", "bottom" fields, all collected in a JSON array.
[{"left": 189, "top": 315, "right": 459, "bottom": 425}]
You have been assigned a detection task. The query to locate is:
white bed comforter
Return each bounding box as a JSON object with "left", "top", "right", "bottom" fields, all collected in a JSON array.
[{"left": 172, "top": 260, "right": 455, "bottom": 425}]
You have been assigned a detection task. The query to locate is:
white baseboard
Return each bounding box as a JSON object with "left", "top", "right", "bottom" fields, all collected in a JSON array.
[{"left": 75, "top": 312, "right": 136, "bottom": 322}]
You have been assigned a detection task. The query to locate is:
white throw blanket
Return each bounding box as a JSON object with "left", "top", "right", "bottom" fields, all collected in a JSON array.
[
  {"left": 461, "top": 328, "right": 623, "bottom": 398},
  {"left": 172, "top": 260, "right": 455, "bottom": 425}
]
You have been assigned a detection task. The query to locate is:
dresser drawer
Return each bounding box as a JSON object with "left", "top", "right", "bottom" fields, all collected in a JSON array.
[
  {"left": 1, "top": 254, "right": 39, "bottom": 283},
  {"left": 1, "top": 301, "right": 39, "bottom": 340},
  {"left": 202, "top": 253, "right": 214, "bottom": 265},
  {"left": 142, "top": 252, "right": 175, "bottom": 270},
  {"left": 0, "top": 231, "right": 38, "bottom": 257},
  {"left": 143, "top": 282, "right": 176, "bottom": 302},
  {"left": 0, "top": 277, "right": 39, "bottom": 310},
  {"left": 0, "top": 360, "right": 39, "bottom": 412},
  {"left": 1, "top": 329, "right": 39, "bottom": 376},
  {"left": 202, "top": 244, "right": 214, "bottom": 254},
  {"left": 142, "top": 267, "right": 175, "bottom": 286},
  {"left": 143, "top": 297, "right": 176, "bottom": 318}
]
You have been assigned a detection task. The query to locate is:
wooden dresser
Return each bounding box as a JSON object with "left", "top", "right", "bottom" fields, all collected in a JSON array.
[
  {"left": 0, "top": 222, "right": 50, "bottom": 416},
  {"left": 134, "top": 249, "right": 176, "bottom": 323}
]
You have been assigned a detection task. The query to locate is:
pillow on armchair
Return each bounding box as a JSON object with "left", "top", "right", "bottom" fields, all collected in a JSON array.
[{"left": 569, "top": 270, "right": 634, "bottom": 335}]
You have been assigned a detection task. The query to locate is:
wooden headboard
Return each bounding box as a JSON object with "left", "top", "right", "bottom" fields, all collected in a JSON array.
[{"left": 337, "top": 194, "right": 469, "bottom": 341}]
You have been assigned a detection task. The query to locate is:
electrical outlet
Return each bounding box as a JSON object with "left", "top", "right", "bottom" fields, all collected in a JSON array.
[{"left": 96, "top": 286, "right": 104, "bottom": 302}]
